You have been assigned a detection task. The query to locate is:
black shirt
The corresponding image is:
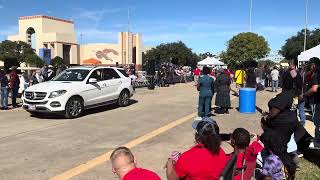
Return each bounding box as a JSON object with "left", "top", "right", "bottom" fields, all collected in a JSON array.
[
  {"left": 268, "top": 90, "right": 298, "bottom": 123},
  {"left": 311, "top": 72, "right": 320, "bottom": 104}
]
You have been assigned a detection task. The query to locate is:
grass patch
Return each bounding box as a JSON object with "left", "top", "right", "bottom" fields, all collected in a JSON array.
[{"left": 296, "top": 158, "right": 320, "bottom": 179}]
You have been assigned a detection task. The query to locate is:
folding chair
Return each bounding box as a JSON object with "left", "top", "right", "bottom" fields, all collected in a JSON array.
[{"left": 220, "top": 152, "right": 238, "bottom": 180}]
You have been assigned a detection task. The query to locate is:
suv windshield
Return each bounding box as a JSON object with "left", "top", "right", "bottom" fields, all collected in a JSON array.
[{"left": 52, "top": 69, "right": 90, "bottom": 81}]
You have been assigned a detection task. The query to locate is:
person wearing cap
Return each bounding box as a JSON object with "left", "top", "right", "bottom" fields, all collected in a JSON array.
[
  {"left": 197, "top": 66, "right": 215, "bottom": 117},
  {"left": 215, "top": 68, "right": 231, "bottom": 114},
  {"left": 166, "top": 117, "right": 228, "bottom": 180},
  {"left": 302, "top": 57, "right": 320, "bottom": 147},
  {"left": 110, "top": 146, "right": 161, "bottom": 180},
  {"left": 9, "top": 66, "right": 20, "bottom": 108}
]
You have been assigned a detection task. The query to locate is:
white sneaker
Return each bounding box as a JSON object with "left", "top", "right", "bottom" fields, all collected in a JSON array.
[{"left": 194, "top": 117, "right": 202, "bottom": 121}]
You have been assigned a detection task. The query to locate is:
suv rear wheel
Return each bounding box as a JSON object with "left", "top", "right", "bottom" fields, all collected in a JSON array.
[
  {"left": 118, "top": 90, "right": 130, "bottom": 107},
  {"left": 65, "top": 97, "right": 84, "bottom": 118}
]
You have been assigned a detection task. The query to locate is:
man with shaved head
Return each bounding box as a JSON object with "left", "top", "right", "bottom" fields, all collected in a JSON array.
[{"left": 110, "top": 147, "right": 161, "bottom": 180}]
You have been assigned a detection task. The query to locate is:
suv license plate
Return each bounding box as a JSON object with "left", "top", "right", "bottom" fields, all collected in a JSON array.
[{"left": 28, "top": 105, "right": 36, "bottom": 111}]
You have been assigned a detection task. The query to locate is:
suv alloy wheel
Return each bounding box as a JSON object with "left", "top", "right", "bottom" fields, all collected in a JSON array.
[
  {"left": 65, "top": 97, "right": 84, "bottom": 118},
  {"left": 118, "top": 90, "right": 130, "bottom": 107}
]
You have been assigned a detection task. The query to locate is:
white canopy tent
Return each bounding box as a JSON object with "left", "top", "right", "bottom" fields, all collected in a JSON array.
[
  {"left": 197, "top": 57, "right": 225, "bottom": 67},
  {"left": 298, "top": 44, "right": 320, "bottom": 66}
]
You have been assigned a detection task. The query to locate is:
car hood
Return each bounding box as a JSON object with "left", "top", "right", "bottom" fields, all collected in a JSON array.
[{"left": 26, "top": 81, "right": 82, "bottom": 92}]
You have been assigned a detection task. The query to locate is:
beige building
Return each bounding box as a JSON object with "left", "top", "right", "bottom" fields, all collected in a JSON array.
[{"left": 7, "top": 15, "right": 143, "bottom": 70}]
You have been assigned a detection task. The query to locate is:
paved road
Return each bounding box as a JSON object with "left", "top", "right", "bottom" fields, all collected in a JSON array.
[{"left": 0, "top": 84, "right": 315, "bottom": 180}]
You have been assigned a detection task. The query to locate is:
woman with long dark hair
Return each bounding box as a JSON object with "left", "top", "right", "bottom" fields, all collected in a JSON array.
[
  {"left": 215, "top": 68, "right": 231, "bottom": 114},
  {"left": 261, "top": 129, "right": 296, "bottom": 180},
  {"left": 166, "top": 118, "right": 228, "bottom": 180}
]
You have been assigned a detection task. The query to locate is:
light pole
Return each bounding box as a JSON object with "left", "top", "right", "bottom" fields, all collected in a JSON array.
[
  {"left": 304, "top": 0, "right": 309, "bottom": 51},
  {"left": 249, "top": 0, "right": 253, "bottom": 32}
]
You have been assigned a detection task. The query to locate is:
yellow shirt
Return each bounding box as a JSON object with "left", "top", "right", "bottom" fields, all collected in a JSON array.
[{"left": 235, "top": 70, "right": 246, "bottom": 84}]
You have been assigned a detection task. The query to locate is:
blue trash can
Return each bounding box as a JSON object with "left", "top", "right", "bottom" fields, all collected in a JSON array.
[{"left": 239, "top": 88, "right": 256, "bottom": 113}]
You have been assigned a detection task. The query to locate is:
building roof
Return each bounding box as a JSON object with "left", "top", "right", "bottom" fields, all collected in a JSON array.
[{"left": 19, "top": 15, "right": 74, "bottom": 24}]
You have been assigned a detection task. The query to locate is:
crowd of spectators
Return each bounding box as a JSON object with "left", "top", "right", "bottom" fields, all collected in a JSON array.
[{"left": 109, "top": 57, "right": 320, "bottom": 180}]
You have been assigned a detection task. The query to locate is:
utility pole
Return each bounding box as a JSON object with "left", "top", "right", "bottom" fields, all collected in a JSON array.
[
  {"left": 304, "top": 0, "right": 309, "bottom": 51},
  {"left": 80, "top": 33, "right": 84, "bottom": 44},
  {"left": 249, "top": 0, "right": 253, "bottom": 32},
  {"left": 127, "top": 8, "right": 131, "bottom": 64}
]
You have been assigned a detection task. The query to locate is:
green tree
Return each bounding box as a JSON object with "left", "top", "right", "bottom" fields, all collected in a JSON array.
[
  {"left": 220, "top": 32, "right": 270, "bottom": 68},
  {"left": 199, "top": 52, "right": 214, "bottom": 60},
  {"left": 51, "top": 56, "right": 64, "bottom": 66},
  {"left": 281, "top": 28, "right": 320, "bottom": 60},
  {"left": 143, "top": 41, "right": 199, "bottom": 69},
  {"left": 24, "top": 53, "right": 45, "bottom": 67},
  {"left": 0, "top": 40, "right": 34, "bottom": 64}
]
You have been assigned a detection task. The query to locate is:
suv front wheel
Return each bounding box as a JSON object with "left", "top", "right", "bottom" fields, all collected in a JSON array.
[
  {"left": 118, "top": 90, "right": 130, "bottom": 107},
  {"left": 65, "top": 97, "right": 84, "bottom": 118}
]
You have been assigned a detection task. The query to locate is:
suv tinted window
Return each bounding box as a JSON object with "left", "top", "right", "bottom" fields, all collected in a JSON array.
[
  {"left": 119, "top": 69, "right": 129, "bottom": 77},
  {"left": 103, "top": 68, "right": 120, "bottom": 80},
  {"left": 89, "top": 69, "right": 103, "bottom": 81}
]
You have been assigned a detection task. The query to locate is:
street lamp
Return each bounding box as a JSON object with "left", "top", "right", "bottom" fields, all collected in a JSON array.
[
  {"left": 249, "top": 0, "right": 253, "bottom": 32},
  {"left": 304, "top": 0, "right": 309, "bottom": 51}
]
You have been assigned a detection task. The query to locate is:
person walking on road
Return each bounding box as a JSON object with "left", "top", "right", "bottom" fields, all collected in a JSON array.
[
  {"left": 215, "top": 68, "right": 231, "bottom": 114},
  {"left": 302, "top": 57, "right": 320, "bottom": 147},
  {"left": 235, "top": 65, "right": 246, "bottom": 88},
  {"left": 9, "top": 66, "right": 20, "bottom": 108},
  {"left": 197, "top": 66, "right": 215, "bottom": 117},
  {"left": 298, "top": 67, "right": 306, "bottom": 126},
  {"left": 193, "top": 67, "right": 201, "bottom": 86},
  {"left": 0, "top": 70, "right": 9, "bottom": 110},
  {"left": 271, "top": 66, "right": 280, "bottom": 92}
]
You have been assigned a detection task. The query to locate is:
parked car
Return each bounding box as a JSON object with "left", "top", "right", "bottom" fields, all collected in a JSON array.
[{"left": 22, "top": 66, "right": 134, "bottom": 118}]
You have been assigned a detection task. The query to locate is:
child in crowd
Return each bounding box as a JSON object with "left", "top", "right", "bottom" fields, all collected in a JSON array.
[
  {"left": 229, "top": 128, "right": 264, "bottom": 180},
  {"left": 260, "top": 129, "right": 296, "bottom": 180}
]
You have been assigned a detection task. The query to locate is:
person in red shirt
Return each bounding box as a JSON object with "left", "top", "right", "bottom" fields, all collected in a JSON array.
[
  {"left": 228, "top": 128, "right": 264, "bottom": 180},
  {"left": 110, "top": 147, "right": 161, "bottom": 180},
  {"left": 9, "top": 66, "right": 20, "bottom": 108},
  {"left": 193, "top": 67, "right": 201, "bottom": 86},
  {"left": 166, "top": 117, "right": 229, "bottom": 180}
]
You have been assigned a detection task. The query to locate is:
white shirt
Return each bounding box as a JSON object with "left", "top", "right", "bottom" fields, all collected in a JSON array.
[{"left": 270, "top": 69, "right": 279, "bottom": 81}]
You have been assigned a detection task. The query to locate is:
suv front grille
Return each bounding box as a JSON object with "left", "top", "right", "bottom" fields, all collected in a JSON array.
[
  {"left": 25, "top": 92, "right": 47, "bottom": 100},
  {"left": 24, "top": 100, "right": 48, "bottom": 105}
]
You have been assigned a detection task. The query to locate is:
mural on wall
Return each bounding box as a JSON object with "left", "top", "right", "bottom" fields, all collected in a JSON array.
[{"left": 94, "top": 48, "right": 119, "bottom": 62}]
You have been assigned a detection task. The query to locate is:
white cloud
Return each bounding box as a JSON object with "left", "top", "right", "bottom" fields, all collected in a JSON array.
[
  {"left": 76, "top": 28, "right": 117, "bottom": 44},
  {"left": 72, "top": 8, "right": 126, "bottom": 28}
]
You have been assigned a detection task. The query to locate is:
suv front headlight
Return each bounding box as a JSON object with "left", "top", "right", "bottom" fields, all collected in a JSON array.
[{"left": 49, "top": 90, "right": 67, "bottom": 98}]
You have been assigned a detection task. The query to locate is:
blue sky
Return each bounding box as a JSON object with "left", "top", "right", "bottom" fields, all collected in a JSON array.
[{"left": 0, "top": 0, "right": 319, "bottom": 54}]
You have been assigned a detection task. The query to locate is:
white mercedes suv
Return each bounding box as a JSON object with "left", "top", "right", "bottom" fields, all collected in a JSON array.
[{"left": 22, "top": 66, "right": 134, "bottom": 118}]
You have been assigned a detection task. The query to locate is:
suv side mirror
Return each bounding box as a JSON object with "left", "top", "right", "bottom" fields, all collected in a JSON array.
[{"left": 88, "top": 78, "right": 98, "bottom": 84}]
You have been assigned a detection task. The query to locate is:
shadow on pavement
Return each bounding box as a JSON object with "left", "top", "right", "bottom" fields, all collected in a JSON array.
[{"left": 30, "top": 99, "right": 139, "bottom": 120}]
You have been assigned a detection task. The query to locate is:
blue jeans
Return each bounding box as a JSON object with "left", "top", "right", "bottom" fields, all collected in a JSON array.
[
  {"left": 272, "top": 80, "right": 278, "bottom": 92},
  {"left": 314, "top": 104, "right": 320, "bottom": 144},
  {"left": 298, "top": 102, "right": 306, "bottom": 126},
  {"left": 0, "top": 87, "right": 9, "bottom": 108},
  {"left": 11, "top": 86, "right": 19, "bottom": 107},
  {"left": 198, "top": 96, "right": 212, "bottom": 117}
]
